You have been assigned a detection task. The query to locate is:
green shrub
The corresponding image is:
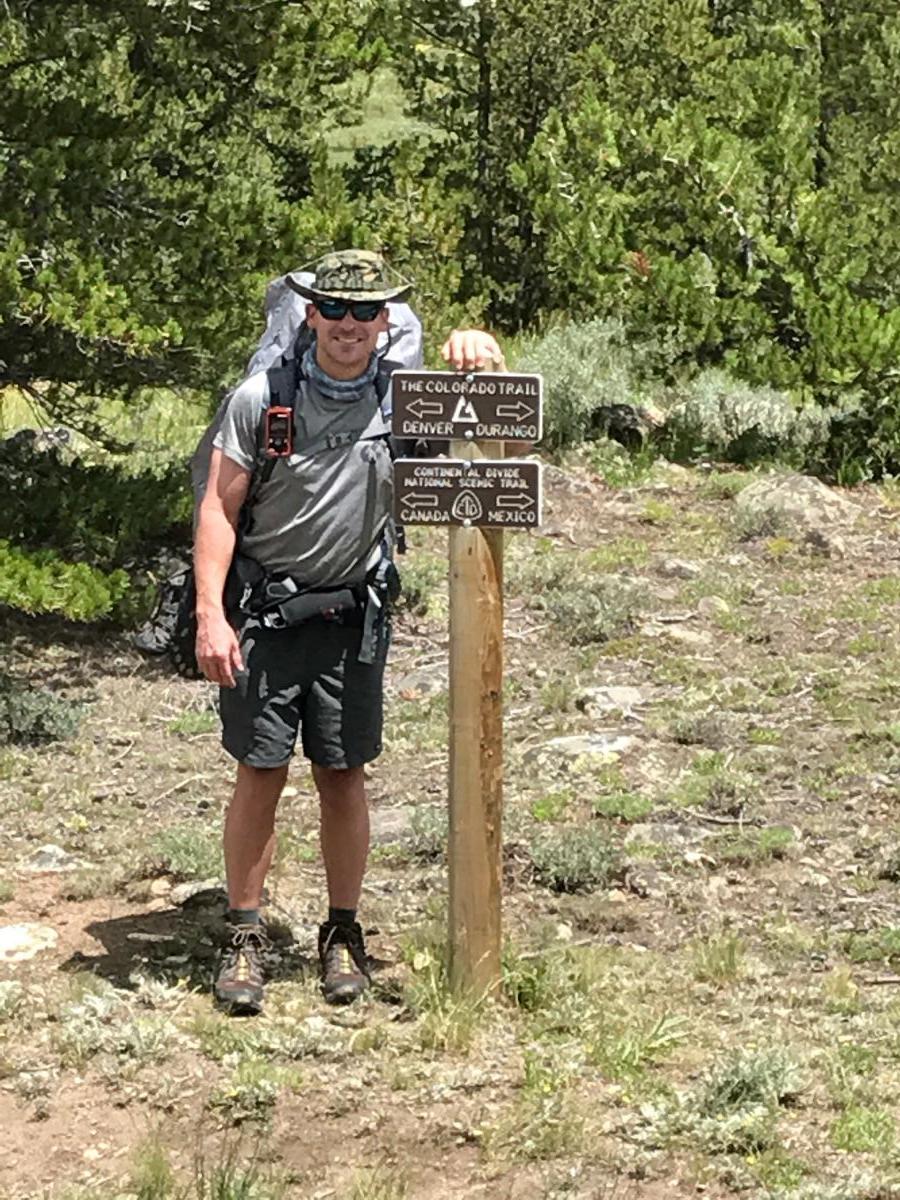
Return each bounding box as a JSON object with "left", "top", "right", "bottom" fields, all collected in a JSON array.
[
  {"left": 396, "top": 552, "right": 445, "bottom": 616},
  {"left": 0, "top": 540, "right": 132, "bottom": 622},
  {"left": 844, "top": 926, "right": 900, "bottom": 965},
  {"left": 530, "top": 824, "right": 620, "bottom": 893},
  {"left": 509, "top": 546, "right": 644, "bottom": 644},
  {"left": 0, "top": 436, "right": 191, "bottom": 570},
  {"left": 150, "top": 822, "right": 223, "bottom": 882},
  {"left": 406, "top": 806, "right": 448, "bottom": 863},
  {"left": 712, "top": 825, "right": 794, "bottom": 867},
  {"left": 699, "top": 1049, "right": 803, "bottom": 1117},
  {"left": 593, "top": 791, "right": 652, "bottom": 822},
  {"left": 514, "top": 319, "right": 654, "bottom": 451},
  {"left": 667, "top": 1049, "right": 805, "bottom": 1156},
  {"left": 0, "top": 673, "right": 83, "bottom": 745},
  {"left": 0, "top": 434, "right": 191, "bottom": 624},
  {"left": 501, "top": 947, "right": 558, "bottom": 1013},
  {"left": 662, "top": 369, "right": 830, "bottom": 465},
  {"left": 831, "top": 1106, "right": 895, "bottom": 1154},
  {"left": 538, "top": 577, "right": 643, "bottom": 645}
]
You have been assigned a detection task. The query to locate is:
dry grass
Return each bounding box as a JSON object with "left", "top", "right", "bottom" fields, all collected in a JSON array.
[{"left": 2, "top": 463, "right": 900, "bottom": 1198}]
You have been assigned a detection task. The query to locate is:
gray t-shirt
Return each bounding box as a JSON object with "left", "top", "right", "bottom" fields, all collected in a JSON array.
[{"left": 213, "top": 371, "right": 393, "bottom": 585}]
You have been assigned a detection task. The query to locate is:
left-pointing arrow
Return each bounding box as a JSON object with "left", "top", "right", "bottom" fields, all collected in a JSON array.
[
  {"left": 401, "top": 492, "right": 440, "bottom": 507},
  {"left": 407, "top": 399, "right": 444, "bottom": 419}
]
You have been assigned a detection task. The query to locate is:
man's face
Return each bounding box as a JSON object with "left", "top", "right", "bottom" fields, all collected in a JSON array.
[{"left": 306, "top": 300, "right": 389, "bottom": 381}]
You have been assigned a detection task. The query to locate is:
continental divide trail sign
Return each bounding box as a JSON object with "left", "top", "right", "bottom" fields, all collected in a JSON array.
[
  {"left": 391, "top": 368, "right": 543, "bottom": 995},
  {"left": 394, "top": 459, "right": 541, "bottom": 529}
]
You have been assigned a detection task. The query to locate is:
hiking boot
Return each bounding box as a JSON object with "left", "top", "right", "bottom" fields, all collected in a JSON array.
[
  {"left": 318, "top": 920, "right": 370, "bottom": 1005},
  {"left": 214, "top": 923, "right": 270, "bottom": 1014}
]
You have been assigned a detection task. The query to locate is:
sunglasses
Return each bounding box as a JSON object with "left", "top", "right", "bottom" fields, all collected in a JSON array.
[{"left": 315, "top": 297, "right": 386, "bottom": 322}]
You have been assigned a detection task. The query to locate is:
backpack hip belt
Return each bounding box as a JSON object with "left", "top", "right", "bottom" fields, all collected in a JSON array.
[{"left": 242, "top": 554, "right": 400, "bottom": 660}]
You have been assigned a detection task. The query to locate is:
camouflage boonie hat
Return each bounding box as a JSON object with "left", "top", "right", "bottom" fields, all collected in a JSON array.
[{"left": 287, "top": 249, "right": 413, "bottom": 304}]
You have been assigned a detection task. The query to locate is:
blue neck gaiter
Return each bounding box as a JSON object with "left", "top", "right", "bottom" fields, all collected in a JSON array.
[{"left": 302, "top": 343, "right": 378, "bottom": 402}]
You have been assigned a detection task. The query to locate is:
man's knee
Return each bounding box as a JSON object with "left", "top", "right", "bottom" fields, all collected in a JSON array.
[
  {"left": 313, "top": 763, "right": 365, "bottom": 804},
  {"left": 234, "top": 761, "right": 289, "bottom": 805},
  {"left": 237, "top": 761, "right": 289, "bottom": 781}
]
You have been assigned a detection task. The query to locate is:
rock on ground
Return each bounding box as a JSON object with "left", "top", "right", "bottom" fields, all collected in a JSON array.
[
  {"left": 0, "top": 923, "right": 59, "bottom": 962},
  {"left": 735, "top": 473, "right": 859, "bottom": 541}
]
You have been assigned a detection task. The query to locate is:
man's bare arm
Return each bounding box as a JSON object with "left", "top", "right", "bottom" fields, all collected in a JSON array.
[{"left": 194, "top": 450, "right": 251, "bottom": 687}]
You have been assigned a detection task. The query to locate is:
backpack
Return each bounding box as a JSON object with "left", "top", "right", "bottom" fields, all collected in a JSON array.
[{"left": 134, "top": 268, "right": 424, "bottom": 675}]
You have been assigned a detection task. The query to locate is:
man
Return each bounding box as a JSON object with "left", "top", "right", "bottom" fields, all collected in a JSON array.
[{"left": 194, "top": 249, "right": 501, "bottom": 1013}]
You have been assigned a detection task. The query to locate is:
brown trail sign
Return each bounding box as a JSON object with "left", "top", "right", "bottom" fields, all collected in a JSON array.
[
  {"left": 392, "top": 370, "right": 542, "bottom": 444},
  {"left": 394, "top": 458, "right": 542, "bottom": 530},
  {"left": 392, "top": 367, "right": 542, "bottom": 995}
]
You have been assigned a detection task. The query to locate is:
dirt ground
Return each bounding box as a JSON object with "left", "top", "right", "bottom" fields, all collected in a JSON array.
[{"left": 4, "top": 457, "right": 900, "bottom": 1199}]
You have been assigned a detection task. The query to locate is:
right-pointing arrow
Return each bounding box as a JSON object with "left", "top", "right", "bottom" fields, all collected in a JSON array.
[
  {"left": 496, "top": 493, "right": 535, "bottom": 510},
  {"left": 496, "top": 401, "right": 536, "bottom": 421}
]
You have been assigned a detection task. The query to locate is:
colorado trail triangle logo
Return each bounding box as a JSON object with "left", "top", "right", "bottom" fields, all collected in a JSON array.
[
  {"left": 452, "top": 490, "right": 483, "bottom": 522},
  {"left": 451, "top": 397, "right": 479, "bottom": 423}
]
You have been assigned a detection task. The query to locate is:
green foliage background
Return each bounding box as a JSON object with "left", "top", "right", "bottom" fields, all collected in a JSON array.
[{"left": 2, "top": 0, "right": 900, "bottom": 620}]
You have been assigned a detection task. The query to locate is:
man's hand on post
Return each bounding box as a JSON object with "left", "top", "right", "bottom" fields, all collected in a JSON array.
[
  {"left": 441, "top": 329, "right": 504, "bottom": 372},
  {"left": 196, "top": 612, "right": 244, "bottom": 689}
]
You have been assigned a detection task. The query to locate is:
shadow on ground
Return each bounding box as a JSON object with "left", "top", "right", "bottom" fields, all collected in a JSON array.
[{"left": 57, "top": 889, "right": 315, "bottom": 992}]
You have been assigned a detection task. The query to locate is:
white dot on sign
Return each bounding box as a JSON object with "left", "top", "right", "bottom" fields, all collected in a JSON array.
[
  {"left": 465, "top": 374, "right": 474, "bottom": 383},
  {"left": 465, "top": 430, "right": 474, "bottom": 439},
  {"left": 463, "top": 519, "right": 471, "bottom": 526}
]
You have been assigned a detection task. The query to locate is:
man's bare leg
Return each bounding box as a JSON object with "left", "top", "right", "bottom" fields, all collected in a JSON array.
[
  {"left": 215, "top": 762, "right": 286, "bottom": 1014},
  {"left": 314, "top": 763, "right": 371, "bottom": 1003},
  {"left": 313, "top": 763, "right": 369, "bottom": 909},
  {"left": 223, "top": 762, "right": 287, "bottom": 910}
]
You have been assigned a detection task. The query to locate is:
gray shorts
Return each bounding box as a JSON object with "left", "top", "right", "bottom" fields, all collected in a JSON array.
[{"left": 219, "top": 616, "right": 389, "bottom": 769}]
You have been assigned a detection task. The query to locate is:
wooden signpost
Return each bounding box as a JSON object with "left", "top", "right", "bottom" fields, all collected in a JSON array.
[{"left": 392, "top": 369, "right": 543, "bottom": 995}]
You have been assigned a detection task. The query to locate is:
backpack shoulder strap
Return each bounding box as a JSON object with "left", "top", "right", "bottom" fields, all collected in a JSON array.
[{"left": 242, "top": 355, "right": 301, "bottom": 512}]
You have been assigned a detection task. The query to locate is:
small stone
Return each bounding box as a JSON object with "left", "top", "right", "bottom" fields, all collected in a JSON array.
[
  {"left": 626, "top": 823, "right": 710, "bottom": 848},
  {"left": 170, "top": 879, "right": 225, "bottom": 907},
  {"left": 658, "top": 557, "right": 701, "bottom": 580},
  {"left": 281, "top": 786, "right": 299, "bottom": 799},
  {"left": 663, "top": 626, "right": 712, "bottom": 648},
  {"left": 698, "top": 595, "right": 730, "bottom": 616},
  {"left": 149, "top": 878, "right": 171, "bottom": 898},
  {"left": 0, "top": 923, "right": 58, "bottom": 962},
  {"left": 370, "top": 805, "right": 415, "bottom": 847},
  {"left": 555, "top": 922, "right": 573, "bottom": 942},
  {"left": 526, "top": 733, "right": 637, "bottom": 763},
  {"left": 392, "top": 667, "right": 447, "bottom": 699},
  {"left": 624, "top": 865, "right": 666, "bottom": 899},
  {"left": 22, "top": 844, "right": 81, "bottom": 873},
  {"left": 575, "top": 685, "right": 645, "bottom": 717}
]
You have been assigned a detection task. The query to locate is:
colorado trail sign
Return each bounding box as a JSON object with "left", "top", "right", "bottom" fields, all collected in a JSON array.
[{"left": 391, "top": 370, "right": 542, "bottom": 444}]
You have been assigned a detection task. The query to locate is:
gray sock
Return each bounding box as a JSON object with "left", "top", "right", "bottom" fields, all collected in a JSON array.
[{"left": 228, "top": 908, "right": 261, "bottom": 926}]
